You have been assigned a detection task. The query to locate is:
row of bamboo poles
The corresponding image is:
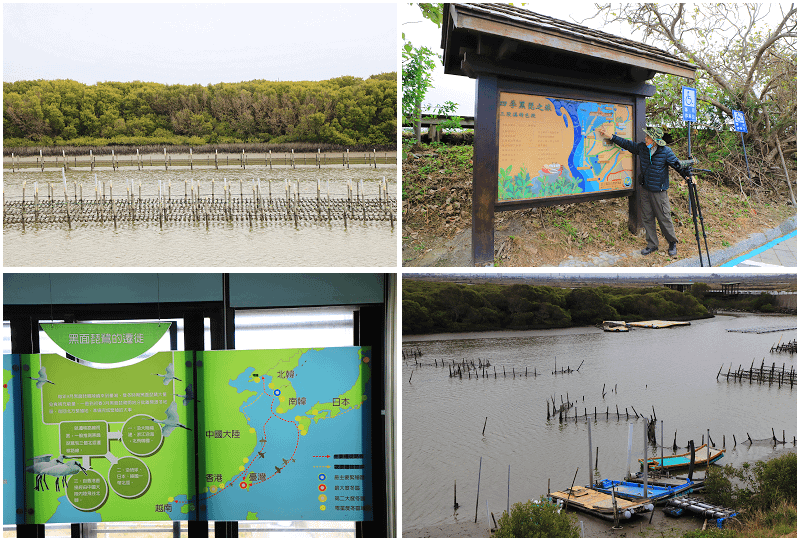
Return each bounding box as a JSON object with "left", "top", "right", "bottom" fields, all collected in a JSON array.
[
  {"left": 401, "top": 348, "right": 423, "bottom": 360},
  {"left": 3, "top": 173, "right": 396, "bottom": 229},
  {"left": 716, "top": 359, "right": 796, "bottom": 388},
  {"left": 770, "top": 339, "right": 797, "bottom": 354},
  {"left": 6, "top": 149, "right": 393, "bottom": 172}
]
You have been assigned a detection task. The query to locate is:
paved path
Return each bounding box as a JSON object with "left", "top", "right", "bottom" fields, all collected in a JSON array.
[
  {"left": 723, "top": 230, "right": 796, "bottom": 267},
  {"left": 668, "top": 215, "right": 797, "bottom": 268}
]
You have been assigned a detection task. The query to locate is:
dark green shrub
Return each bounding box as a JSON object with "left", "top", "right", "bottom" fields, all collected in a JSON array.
[
  {"left": 492, "top": 497, "right": 580, "bottom": 538},
  {"left": 704, "top": 452, "right": 796, "bottom": 511}
]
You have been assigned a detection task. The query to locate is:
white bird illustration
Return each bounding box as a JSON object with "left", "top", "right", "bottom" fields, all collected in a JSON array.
[
  {"left": 40, "top": 459, "right": 87, "bottom": 492},
  {"left": 174, "top": 384, "right": 197, "bottom": 406},
  {"left": 30, "top": 367, "right": 55, "bottom": 389},
  {"left": 26, "top": 454, "right": 64, "bottom": 491},
  {"left": 149, "top": 401, "right": 191, "bottom": 437},
  {"left": 154, "top": 361, "right": 182, "bottom": 386}
]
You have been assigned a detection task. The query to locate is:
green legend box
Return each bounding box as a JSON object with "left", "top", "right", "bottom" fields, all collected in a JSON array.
[{"left": 60, "top": 421, "right": 108, "bottom": 456}]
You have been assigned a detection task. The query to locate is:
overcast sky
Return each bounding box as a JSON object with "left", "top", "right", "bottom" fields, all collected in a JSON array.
[{"left": 4, "top": 3, "right": 397, "bottom": 85}]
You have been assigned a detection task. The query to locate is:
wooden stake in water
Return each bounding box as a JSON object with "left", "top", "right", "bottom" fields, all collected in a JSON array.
[
  {"left": 642, "top": 420, "right": 648, "bottom": 498},
  {"left": 474, "top": 457, "right": 482, "bottom": 523},
  {"left": 587, "top": 421, "right": 593, "bottom": 487},
  {"left": 626, "top": 422, "right": 633, "bottom": 477},
  {"left": 507, "top": 465, "right": 510, "bottom": 515}
]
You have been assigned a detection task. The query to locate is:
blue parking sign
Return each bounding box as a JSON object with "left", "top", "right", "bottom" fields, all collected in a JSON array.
[
  {"left": 732, "top": 110, "right": 748, "bottom": 133},
  {"left": 682, "top": 86, "right": 697, "bottom": 122}
]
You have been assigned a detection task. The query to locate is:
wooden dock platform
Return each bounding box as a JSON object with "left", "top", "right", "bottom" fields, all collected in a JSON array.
[
  {"left": 628, "top": 320, "right": 691, "bottom": 329},
  {"left": 548, "top": 487, "right": 651, "bottom": 521}
]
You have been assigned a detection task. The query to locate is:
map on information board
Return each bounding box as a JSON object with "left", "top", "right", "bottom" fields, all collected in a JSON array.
[
  {"left": 193, "top": 347, "right": 372, "bottom": 522},
  {"left": 498, "top": 92, "right": 634, "bottom": 202},
  {"left": 10, "top": 346, "right": 372, "bottom": 524}
]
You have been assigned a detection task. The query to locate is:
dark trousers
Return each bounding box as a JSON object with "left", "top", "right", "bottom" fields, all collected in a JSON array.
[{"left": 640, "top": 188, "right": 678, "bottom": 249}]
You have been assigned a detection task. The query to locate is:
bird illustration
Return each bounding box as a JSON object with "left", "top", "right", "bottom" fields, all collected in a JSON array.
[
  {"left": 40, "top": 459, "right": 87, "bottom": 492},
  {"left": 274, "top": 465, "right": 282, "bottom": 474},
  {"left": 30, "top": 367, "right": 55, "bottom": 389},
  {"left": 154, "top": 361, "right": 182, "bottom": 386},
  {"left": 174, "top": 384, "right": 196, "bottom": 405},
  {"left": 26, "top": 454, "right": 64, "bottom": 491},
  {"left": 149, "top": 401, "right": 191, "bottom": 437}
]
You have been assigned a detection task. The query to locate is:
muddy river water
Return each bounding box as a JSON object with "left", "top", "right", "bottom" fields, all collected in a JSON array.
[{"left": 402, "top": 313, "right": 797, "bottom": 531}]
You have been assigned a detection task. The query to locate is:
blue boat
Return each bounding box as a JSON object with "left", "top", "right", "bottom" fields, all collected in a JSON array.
[
  {"left": 592, "top": 478, "right": 695, "bottom": 503},
  {"left": 639, "top": 444, "right": 724, "bottom": 470}
]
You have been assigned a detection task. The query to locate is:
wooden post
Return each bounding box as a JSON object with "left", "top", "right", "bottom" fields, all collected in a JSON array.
[
  {"left": 473, "top": 74, "right": 499, "bottom": 265},
  {"left": 587, "top": 421, "right": 593, "bottom": 488},
  {"left": 626, "top": 422, "right": 633, "bottom": 477},
  {"left": 474, "top": 457, "right": 482, "bottom": 523},
  {"left": 21, "top": 181, "right": 26, "bottom": 230},
  {"left": 507, "top": 465, "right": 510, "bottom": 515},
  {"left": 642, "top": 421, "right": 648, "bottom": 498}
]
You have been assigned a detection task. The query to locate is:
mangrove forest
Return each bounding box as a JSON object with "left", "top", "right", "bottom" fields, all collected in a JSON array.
[{"left": 3, "top": 73, "right": 396, "bottom": 149}]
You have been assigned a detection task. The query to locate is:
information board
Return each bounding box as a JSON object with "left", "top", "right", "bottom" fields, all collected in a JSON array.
[
  {"left": 3, "top": 354, "right": 23, "bottom": 525},
  {"left": 195, "top": 347, "right": 373, "bottom": 521},
  {"left": 21, "top": 352, "right": 195, "bottom": 524},
  {"left": 498, "top": 92, "right": 634, "bottom": 202},
  {"left": 10, "top": 346, "right": 372, "bottom": 524}
]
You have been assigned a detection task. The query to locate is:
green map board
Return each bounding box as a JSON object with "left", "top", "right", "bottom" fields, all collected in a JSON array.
[
  {"left": 14, "top": 347, "right": 372, "bottom": 523},
  {"left": 21, "top": 352, "right": 195, "bottom": 524}
]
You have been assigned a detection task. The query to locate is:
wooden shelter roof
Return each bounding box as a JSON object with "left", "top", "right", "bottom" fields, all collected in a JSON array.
[{"left": 442, "top": 3, "right": 697, "bottom": 81}]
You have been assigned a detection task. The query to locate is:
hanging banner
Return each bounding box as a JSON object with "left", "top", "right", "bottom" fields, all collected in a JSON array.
[
  {"left": 21, "top": 352, "right": 195, "bottom": 524},
  {"left": 41, "top": 322, "right": 171, "bottom": 363},
  {"left": 196, "top": 346, "right": 373, "bottom": 522},
  {"left": 497, "top": 92, "right": 634, "bottom": 202},
  {"left": 4, "top": 354, "right": 24, "bottom": 525},
  {"left": 13, "top": 346, "right": 372, "bottom": 524}
]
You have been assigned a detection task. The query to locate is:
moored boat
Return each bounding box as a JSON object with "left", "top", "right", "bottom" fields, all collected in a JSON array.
[
  {"left": 602, "top": 320, "right": 629, "bottom": 332},
  {"left": 592, "top": 478, "right": 696, "bottom": 503},
  {"left": 639, "top": 444, "right": 724, "bottom": 470}
]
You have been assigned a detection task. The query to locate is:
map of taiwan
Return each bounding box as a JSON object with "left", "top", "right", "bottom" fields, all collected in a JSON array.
[{"left": 498, "top": 92, "right": 634, "bottom": 202}]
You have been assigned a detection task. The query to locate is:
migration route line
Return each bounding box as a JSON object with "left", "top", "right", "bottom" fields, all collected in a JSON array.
[{"left": 173, "top": 376, "right": 300, "bottom": 505}]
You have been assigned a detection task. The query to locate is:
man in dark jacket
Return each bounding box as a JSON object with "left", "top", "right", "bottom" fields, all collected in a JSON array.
[{"left": 597, "top": 126, "right": 685, "bottom": 257}]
